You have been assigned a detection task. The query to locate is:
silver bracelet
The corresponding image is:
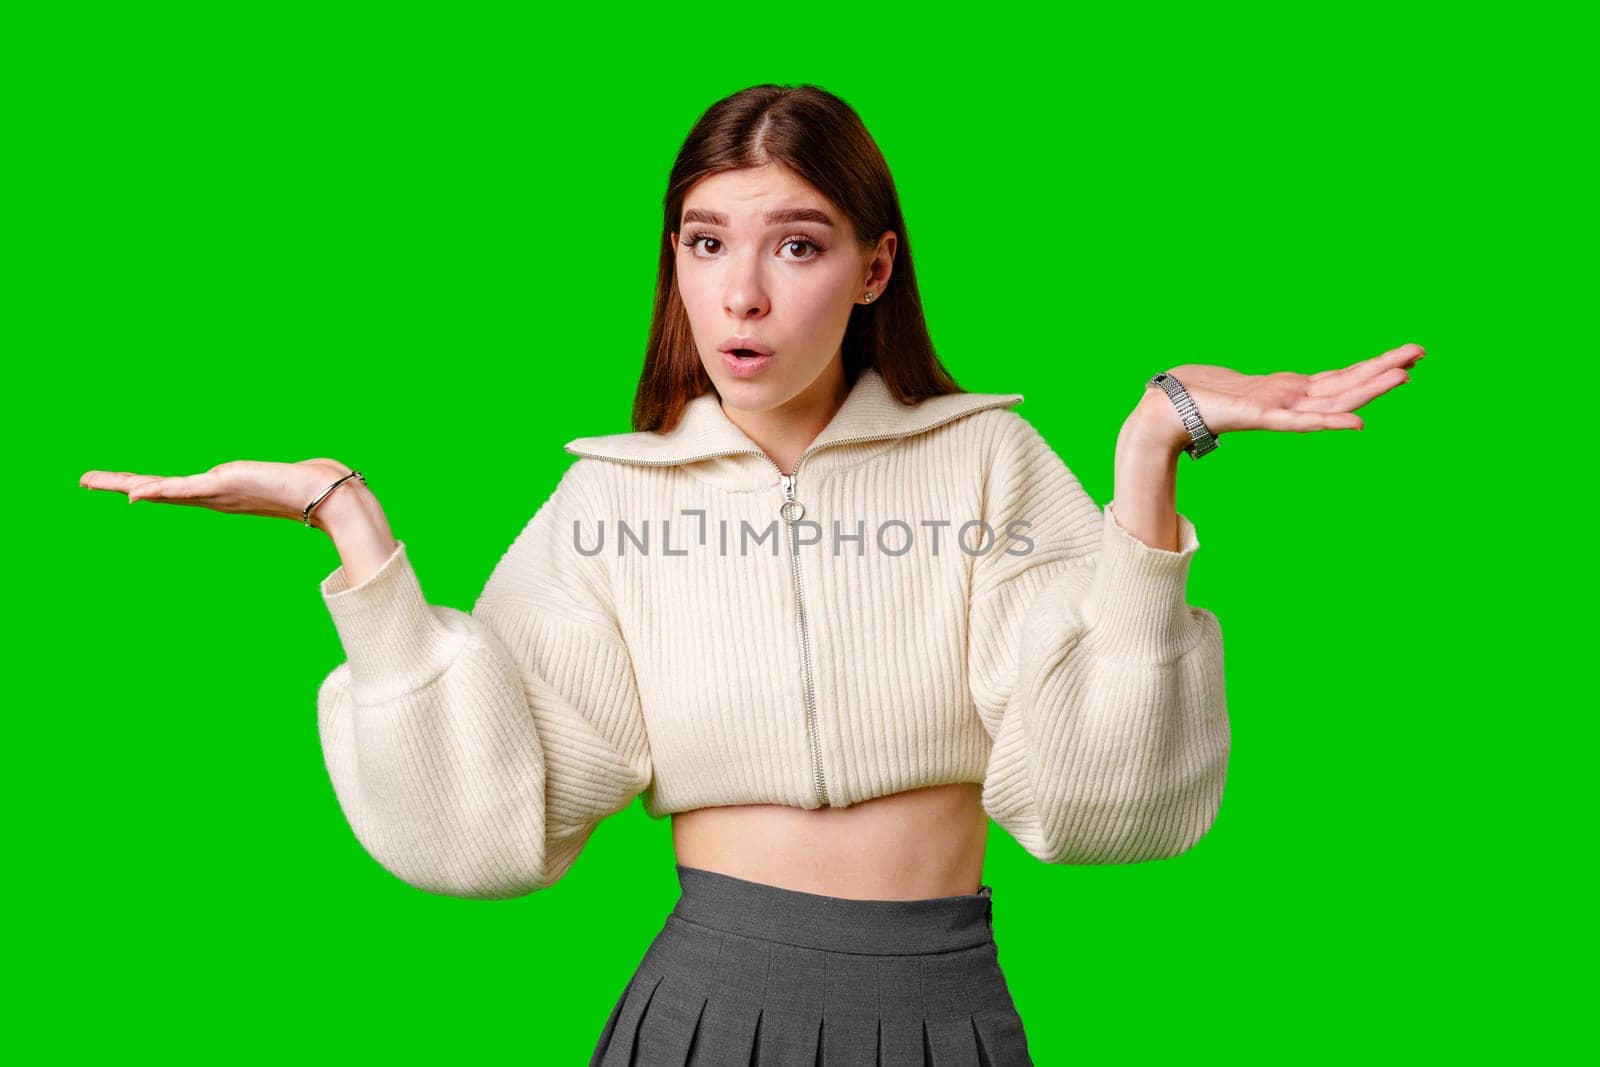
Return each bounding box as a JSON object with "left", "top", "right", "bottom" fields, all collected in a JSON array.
[
  {"left": 303, "top": 469, "right": 367, "bottom": 527},
  {"left": 1145, "top": 372, "right": 1219, "bottom": 459}
]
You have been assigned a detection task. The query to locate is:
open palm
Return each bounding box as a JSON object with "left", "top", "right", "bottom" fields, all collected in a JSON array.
[
  {"left": 1162, "top": 342, "right": 1425, "bottom": 437},
  {"left": 79, "top": 458, "right": 356, "bottom": 525}
]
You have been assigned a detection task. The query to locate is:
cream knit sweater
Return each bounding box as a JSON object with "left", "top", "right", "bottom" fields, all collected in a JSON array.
[{"left": 316, "top": 368, "right": 1231, "bottom": 900}]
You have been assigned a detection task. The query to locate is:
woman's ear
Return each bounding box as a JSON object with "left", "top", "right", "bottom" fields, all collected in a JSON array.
[{"left": 865, "top": 230, "right": 897, "bottom": 298}]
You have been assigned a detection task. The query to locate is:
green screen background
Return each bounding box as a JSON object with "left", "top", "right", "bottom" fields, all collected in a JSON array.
[{"left": 15, "top": 3, "right": 1587, "bottom": 1063}]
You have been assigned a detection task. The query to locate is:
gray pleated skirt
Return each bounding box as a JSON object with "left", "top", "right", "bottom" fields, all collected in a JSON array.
[{"left": 589, "top": 864, "right": 1033, "bottom": 1065}]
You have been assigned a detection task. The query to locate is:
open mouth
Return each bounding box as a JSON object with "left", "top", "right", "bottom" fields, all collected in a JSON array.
[{"left": 731, "top": 349, "right": 764, "bottom": 359}]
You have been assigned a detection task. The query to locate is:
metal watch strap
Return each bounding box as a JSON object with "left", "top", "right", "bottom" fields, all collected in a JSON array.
[{"left": 1145, "top": 372, "right": 1219, "bottom": 459}]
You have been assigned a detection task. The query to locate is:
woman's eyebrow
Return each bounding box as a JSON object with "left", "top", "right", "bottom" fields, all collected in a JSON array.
[{"left": 682, "top": 207, "right": 835, "bottom": 227}]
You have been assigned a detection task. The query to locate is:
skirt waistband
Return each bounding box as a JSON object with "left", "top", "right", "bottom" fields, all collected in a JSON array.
[{"left": 669, "top": 864, "right": 996, "bottom": 956}]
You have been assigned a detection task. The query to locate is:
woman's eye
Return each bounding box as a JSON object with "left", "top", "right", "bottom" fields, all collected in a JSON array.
[{"left": 681, "top": 233, "right": 823, "bottom": 260}]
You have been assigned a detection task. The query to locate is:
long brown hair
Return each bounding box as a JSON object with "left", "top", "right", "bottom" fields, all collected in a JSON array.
[{"left": 632, "top": 83, "right": 965, "bottom": 433}]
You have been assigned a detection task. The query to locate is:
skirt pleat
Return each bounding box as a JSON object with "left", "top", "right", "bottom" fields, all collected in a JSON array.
[
  {"left": 924, "top": 1013, "right": 980, "bottom": 1064},
  {"left": 753, "top": 1006, "right": 822, "bottom": 1066},
  {"left": 594, "top": 971, "right": 661, "bottom": 1067},
  {"left": 689, "top": 996, "right": 762, "bottom": 1066},
  {"left": 878, "top": 1016, "right": 924, "bottom": 1065},
  {"left": 592, "top": 969, "right": 638, "bottom": 1061},
  {"left": 820, "top": 1012, "right": 879, "bottom": 1067},
  {"left": 634, "top": 975, "right": 710, "bottom": 1065},
  {"left": 588, "top": 866, "right": 1034, "bottom": 1066},
  {"left": 970, "top": 1007, "right": 1029, "bottom": 1065}
]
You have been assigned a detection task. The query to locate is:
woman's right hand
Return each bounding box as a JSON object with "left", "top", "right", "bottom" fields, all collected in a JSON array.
[{"left": 79, "top": 458, "right": 368, "bottom": 531}]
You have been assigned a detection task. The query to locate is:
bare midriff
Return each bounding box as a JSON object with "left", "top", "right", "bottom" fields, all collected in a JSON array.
[{"left": 669, "top": 782, "right": 989, "bottom": 901}]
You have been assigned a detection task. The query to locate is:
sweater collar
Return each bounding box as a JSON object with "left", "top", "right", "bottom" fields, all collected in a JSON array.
[{"left": 563, "top": 367, "right": 1024, "bottom": 472}]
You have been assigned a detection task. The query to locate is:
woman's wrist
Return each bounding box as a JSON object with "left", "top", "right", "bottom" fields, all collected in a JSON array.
[
  {"left": 315, "top": 483, "right": 399, "bottom": 589},
  {"left": 1129, "top": 388, "right": 1194, "bottom": 457},
  {"left": 308, "top": 476, "right": 386, "bottom": 538},
  {"left": 1110, "top": 397, "right": 1186, "bottom": 553}
]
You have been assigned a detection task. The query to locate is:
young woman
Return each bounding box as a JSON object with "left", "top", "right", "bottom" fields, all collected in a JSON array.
[{"left": 80, "top": 84, "right": 1423, "bottom": 1065}]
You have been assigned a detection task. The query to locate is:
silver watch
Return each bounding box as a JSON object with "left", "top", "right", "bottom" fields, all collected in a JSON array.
[{"left": 1145, "top": 372, "right": 1219, "bottom": 459}]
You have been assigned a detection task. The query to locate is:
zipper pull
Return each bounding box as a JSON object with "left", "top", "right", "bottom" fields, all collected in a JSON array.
[{"left": 778, "top": 473, "right": 805, "bottom": 524}]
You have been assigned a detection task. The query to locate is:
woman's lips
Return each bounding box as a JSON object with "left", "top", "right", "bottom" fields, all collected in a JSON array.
[{"left": 723, "top": 349, "right": 774, "bottom": 377}]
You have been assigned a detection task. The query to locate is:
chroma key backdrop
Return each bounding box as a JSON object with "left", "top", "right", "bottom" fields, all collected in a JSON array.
[{"left": 21, "top": 3, "right": 1587, "bottom": 1063}]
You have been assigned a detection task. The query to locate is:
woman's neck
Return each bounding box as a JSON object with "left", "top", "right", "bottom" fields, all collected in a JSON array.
[{"left": 720, "top": 361, "right": 850, "bottom": 475}]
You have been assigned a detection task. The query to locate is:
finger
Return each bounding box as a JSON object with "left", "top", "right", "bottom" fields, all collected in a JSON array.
[
  {"left": 1307, "top": 343, "right": 1423, "bottom": 390},
  {"left": 127, "top": 473, "right": 224, "bottom": 505},
  {"left": 1307, "top": 343, "right": 1424, "bottom": 394},
  {"left": 1296, "top": 366, "right": 1410, "bottom": 413},
  {"left": 125, "top": 476, "right": 169, "bottom": 504},
  {"left": 148, "top": 473, "right": 218, "bottom": 499},
  {"left": 1259, "top": 406, "right": 1365, "bottom": 433},
  {"left": 82, "top": 471, "right": 161, "bottom": 495}
]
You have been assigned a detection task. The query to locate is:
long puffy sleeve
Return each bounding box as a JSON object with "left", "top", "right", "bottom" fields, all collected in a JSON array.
[
  {"left": 967, "top": 411, "right": 1231, "bottom": 864},
  {"left": 315, "top": 459, "right": 652, "bottom": 900}
]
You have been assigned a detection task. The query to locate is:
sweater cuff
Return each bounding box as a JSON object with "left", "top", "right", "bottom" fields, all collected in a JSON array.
[
  {"left": 1078, "top": 502, "right": 1204, "bottom": 663},
  {"left": 320, "top": 540, "right": 460, "bottom": 700}
]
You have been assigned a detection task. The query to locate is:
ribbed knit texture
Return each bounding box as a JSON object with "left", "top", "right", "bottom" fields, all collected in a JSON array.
[{"left": 316, "top": 369, "right": 1231, "bottom": 899}]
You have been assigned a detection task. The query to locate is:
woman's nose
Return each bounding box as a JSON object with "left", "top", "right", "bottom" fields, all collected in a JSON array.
[{"left": 723, "top": 252, "right": 770, "bottom": 317}]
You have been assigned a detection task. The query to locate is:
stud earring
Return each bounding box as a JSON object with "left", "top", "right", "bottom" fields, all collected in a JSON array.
[{"left": 864, "top": 291, "right": 875, "bottom": 302}]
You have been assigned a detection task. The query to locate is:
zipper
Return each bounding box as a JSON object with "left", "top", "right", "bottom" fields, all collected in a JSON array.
[
  {"left": 566, "top": 398, "right": 1020, "bottom": 809},
  {"left": 778, "top": 470, "right": 828, "bottom": 807}
]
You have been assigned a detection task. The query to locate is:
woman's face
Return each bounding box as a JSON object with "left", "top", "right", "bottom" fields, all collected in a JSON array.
[{"left": 672, "top": 162, "right": 894, "bottom": 414}]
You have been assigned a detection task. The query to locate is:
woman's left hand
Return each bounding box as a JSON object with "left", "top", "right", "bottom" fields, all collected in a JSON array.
[{"left": 1137, "top": 342, "right": 1426, "bottom": 450}]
